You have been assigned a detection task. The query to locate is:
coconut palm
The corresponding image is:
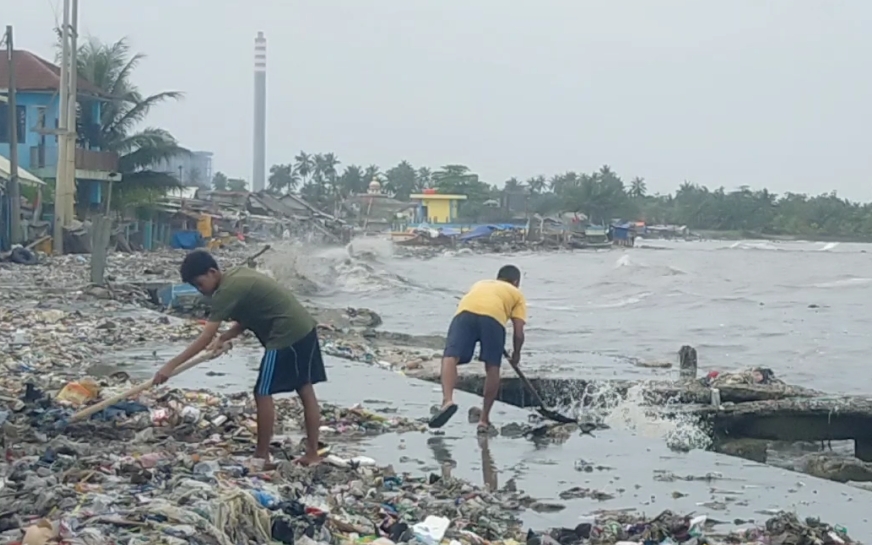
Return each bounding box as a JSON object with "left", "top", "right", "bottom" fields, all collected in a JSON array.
[
  {"left": 629, "top": 177, "right": 647, "bottom": 198},
  {"left": 54, "top": 35, "right": 188, "bottom": 213}
]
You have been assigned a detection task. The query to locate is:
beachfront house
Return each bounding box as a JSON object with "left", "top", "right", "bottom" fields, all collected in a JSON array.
[
  {"left": 410, "top": 190, "right": 467, "bottom": 224},
  {"left": 0, "top": 50, "right": 120, "bottom": 220}
]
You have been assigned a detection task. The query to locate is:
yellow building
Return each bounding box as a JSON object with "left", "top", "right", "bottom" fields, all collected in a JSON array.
[{"left": 410, "top": 193, "right": 467, "bottom": 224}]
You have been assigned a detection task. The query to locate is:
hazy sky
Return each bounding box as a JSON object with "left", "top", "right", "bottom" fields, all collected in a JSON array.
[{"left": 4, "top": 1, "right": 871, "bottom": 199}]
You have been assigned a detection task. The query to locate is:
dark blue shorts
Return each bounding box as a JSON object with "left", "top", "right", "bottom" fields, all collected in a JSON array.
[
  {"left": 255, "top": 328, "right": 327, "bottom": 396},
  {"left": 443, "top": 311, "right": 506, "bottom": 366}
]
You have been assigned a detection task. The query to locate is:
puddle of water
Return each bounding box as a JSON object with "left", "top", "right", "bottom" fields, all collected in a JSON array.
[{"left": 109, "top": 345, "right": 872, "bottom": 534}]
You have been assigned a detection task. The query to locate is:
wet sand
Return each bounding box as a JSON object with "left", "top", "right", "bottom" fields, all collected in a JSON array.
[{"left": 111, "top": 343, "right": 872, "bottom": 535}]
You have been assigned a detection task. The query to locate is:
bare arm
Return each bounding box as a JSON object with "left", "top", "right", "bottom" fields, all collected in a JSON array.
[
  {"left": 155, "top": 321, "right": 221, "bottom": 382},
  {"left": 509, "top": 292, "right": 528, "bottom": 365},
  {"left": 218, "top": 321, "right": 245, "bottom": 343},
  {"left": 511, "top": 318, "right": 526, "bottom": 358}
]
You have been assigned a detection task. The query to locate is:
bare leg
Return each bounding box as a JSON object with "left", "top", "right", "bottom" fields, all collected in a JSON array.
[
  {"left": 440, "top": 356, "right": 460, "bottom": 409},
  {"left": 479, "top": 363, "right": 500, "bottom": 426},
  {"left": 254, "top": 394, "right": 275, "bottom": 461},
  {"left": 296, "top": 383, "right": 322, "bottom": 465}
]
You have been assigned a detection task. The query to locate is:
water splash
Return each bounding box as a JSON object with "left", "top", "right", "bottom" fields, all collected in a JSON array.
[
  {"left": 261, "top": 240, "right": 413, "bottom": 295},
  {"left": 538, "top": 379, "right": 712, "bottom": 452}
]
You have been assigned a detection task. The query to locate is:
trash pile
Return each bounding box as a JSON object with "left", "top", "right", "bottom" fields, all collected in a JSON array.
[
  {"left": 528, "top": 510, "right": 857, "bottom": 544},
  {"left": 0, "top": 244, "right": 269, "bottom": 308},
  {"left": 1, "top": 373, "right": 534, "bottom": 544},
  {"left": 1, "top": 305, "right": 200, "bottom": 374}
]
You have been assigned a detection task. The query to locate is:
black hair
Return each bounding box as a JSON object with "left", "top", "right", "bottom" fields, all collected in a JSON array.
[
  {"left": 497, "top": 264, "right": 521, "bottom": 283},
  {"left": 180, "top": 250, "right": 220, "bottom": 284}
]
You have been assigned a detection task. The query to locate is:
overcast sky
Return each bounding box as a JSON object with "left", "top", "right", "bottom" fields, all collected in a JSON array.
[{"left": 4, "top": 1, "right": 871, "bottom": 199}]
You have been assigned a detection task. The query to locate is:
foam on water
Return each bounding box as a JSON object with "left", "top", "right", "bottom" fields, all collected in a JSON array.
[
  {"left": 811, "top": 277, "right": 872, "bottom": 289},
  {"left": 539, "top": 378, "right": 713, "bottom": 453},
  {"left": 262, "top": 240, "right": 414, "bottom": 295},
  {"left": 602, "top": 384, "right": 712, "bottom": 451}
]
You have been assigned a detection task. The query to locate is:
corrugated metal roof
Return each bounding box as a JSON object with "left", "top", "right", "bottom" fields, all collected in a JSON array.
[
  {"left": 0, "top": 155, "right": 44, "bottom": 186},
  {"left": 0, "top": 50, "right": 103, "bottom": 95}
]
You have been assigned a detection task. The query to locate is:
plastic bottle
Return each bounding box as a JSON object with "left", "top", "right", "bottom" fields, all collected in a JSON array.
[{"left": 251, "top": 489, "right": 278, "bottom": 509}]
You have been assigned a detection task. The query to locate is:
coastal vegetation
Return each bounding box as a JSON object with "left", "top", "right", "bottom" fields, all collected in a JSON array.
[
  {"left": 243, "top": 154, "right": 872, "bottom": 239},
  {"left": 58, "top": 34, "right": 188, "bottom": 211}
]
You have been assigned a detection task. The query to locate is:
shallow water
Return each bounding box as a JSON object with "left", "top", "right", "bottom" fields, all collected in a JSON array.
[
  {"left": 118, "top": 345, "right": 872, "bottom": 534},
  {"left": 297, "top": 238, "right": 872, "bottom": 395},
  {"left": 107, "top": 238, "right": 872, "bottom": 532}
]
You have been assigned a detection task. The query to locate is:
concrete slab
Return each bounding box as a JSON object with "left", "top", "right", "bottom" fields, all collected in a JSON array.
[{"left": 114, "top": 346, "right": 872, "bottom": 535}]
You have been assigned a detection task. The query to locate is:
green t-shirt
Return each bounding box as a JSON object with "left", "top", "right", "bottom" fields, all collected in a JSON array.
[{"left": 207, "top": 267, "right": 316, "bottom": 349}]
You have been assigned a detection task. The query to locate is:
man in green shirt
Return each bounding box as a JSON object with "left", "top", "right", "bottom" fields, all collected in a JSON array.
[{"left": 153, "top": 250, "right": 326, "bottom": 466}]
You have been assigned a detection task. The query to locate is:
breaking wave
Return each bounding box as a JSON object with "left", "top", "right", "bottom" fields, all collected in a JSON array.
[
  {"left": 262, "top": 240, "right": 416, "bottom": 295},
  {"left": 604, "top": 254, "right": 687, "bottom": 284},
  {"left": 541, "top": 379, "right": 712, "bottom": 452},
  {"left": 726, "top": 241, "right": 781, "bottom": 251},
  {"left": 810, "top": 277, "right": 872, "bottom": 289}
]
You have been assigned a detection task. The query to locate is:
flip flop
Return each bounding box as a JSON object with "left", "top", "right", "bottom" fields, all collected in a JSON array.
[
  {"left": 428, "top": 404, "right": 458, "bottom": 429},
  {"left": 476, "top": 423, "right": 498, "bottom": 437},
  {"left": 287, "top": 442, "right": 332, "bottom": 459}
]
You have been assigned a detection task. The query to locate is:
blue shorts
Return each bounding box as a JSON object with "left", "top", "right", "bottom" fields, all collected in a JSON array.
[
  {"left": 443, "top": 311, "right": 506, "bottom": 366},
  {"left": 255, "top": 328, "right": 327, "bottom": 396}
]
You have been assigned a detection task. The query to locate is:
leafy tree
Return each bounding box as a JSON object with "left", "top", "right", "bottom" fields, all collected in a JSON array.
[
  {"left": 63, "top": 36, "right": 187, "bottom": 211},
  {"left": 504, "top": 177, "right": 523, "bottom": 191},
  {"left": 416, "top": 167, "right": 432, "bottom": 190},
  {"left": 526, "top": 175, "right": 547, "bottom": 194},
  {"left": 629, "top": 177, "right": 647, "bottom": 198},
  {"left": 268, "top": 164, "right": 299, "bottom": 194},
  {"left": 227, "top": 178, "right": 248, "bottom": 192},
  {"left": 363, "top": 165, "right": 383, "bottom": 185},
  {"left": 385, "top": 160, "right": 418, "bottom": 200},
  {"left": 264, "top": 150, "right": 872, "bottom": 239},
  {"left": 212, "top": 172, "right": 228, "bottom": 191},
  {"left": 339, "top": 165, "right": 365, "bottom": 196},
  {"left": 294, "top": 152, "right": 314, "bottom": 183}
]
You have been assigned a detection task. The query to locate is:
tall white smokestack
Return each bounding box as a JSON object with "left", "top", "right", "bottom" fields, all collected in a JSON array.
[{"left": 253, "top": 31, "right": 267, "bottom": 192}]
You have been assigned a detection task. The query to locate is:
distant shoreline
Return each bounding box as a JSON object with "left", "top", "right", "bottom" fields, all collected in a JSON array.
[{"left": 692, "top": 229, "right": 872, "bottom": 244}]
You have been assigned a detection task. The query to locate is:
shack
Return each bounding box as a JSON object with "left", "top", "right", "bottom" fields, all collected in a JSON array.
[{"left": 610, "top": 222, "right": 635, "bottom": 247}]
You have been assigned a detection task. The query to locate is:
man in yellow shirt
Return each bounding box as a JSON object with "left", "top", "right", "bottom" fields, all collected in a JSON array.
[{"left": 429, "top": 265, "right": 527, "bottom": 433}]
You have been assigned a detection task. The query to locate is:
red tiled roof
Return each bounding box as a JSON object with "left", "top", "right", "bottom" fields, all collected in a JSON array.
[{"left": 0, "top": 50, "right": 103, "bottom": 95}]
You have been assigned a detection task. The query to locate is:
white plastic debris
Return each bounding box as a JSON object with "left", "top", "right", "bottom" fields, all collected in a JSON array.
[{"left": 412, "top": 515, "right": 451, "bottom": 545}]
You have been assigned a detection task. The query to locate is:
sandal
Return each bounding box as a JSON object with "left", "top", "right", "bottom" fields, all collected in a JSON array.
[
  {"left": 428, "top": 404, "right": 458, "bottom": 429},
  {"left": 476, "top": 423, "right": 498, "bottom": 437}
]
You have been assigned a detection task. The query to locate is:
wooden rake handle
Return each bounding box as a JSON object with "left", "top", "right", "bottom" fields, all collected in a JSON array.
[
  {"left": 503, "top": 349, "right": 547, "bottom": 408},
  {"left": 70, "top": 347, "right": 228, "bottom": 422}
]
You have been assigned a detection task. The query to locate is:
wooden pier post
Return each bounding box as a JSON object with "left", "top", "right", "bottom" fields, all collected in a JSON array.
[
  {"left": 679, "top": 345, "right": 698, "bottom": 380},
  {"left": 89, "top": 215, "right": 112, "bottom": 285}
]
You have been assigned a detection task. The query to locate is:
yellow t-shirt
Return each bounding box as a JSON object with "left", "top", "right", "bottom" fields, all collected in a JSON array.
[{"left": 456, "top": 279, "right": 527, "bottom": 324}]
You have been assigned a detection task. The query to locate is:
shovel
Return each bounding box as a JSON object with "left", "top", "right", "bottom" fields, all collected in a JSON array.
[
  {"left": 503, "top": 349, "right": 577, "bottom": 425},
  {"left": 69, "top": 346, "right": 230, "bottom": 423}
]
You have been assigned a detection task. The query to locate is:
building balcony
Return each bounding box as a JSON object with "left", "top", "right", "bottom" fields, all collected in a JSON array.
[{"left": 29, "top": 145, "right": 120, "bottom": 174}]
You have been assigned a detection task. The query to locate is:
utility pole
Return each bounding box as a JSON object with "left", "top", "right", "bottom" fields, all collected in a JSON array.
[
  {"left": 5, "top": 26, "right": 22, "bottom": 245},
  {"left": 53, "top": 0, "right": 71, "bottom": 254},
  {"left": 63, "top": 0, "right": 79, "bottom": 224}
]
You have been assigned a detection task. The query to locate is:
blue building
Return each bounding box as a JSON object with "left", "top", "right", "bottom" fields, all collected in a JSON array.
[{"left": 0, "top": 50, "right": 120, "bottom": 217}]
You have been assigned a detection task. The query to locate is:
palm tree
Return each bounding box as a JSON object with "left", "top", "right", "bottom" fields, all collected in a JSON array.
[
  {"left": 629, "top": 177, "right": 647, "bottom": 198},
  {"left": 363, "top": 165, "right": 382, "bottom": 185},
  {"left": 504, "top": 177, "right": 523, "bottom": 191},
  {"left": 294, "top": 152, "right": 314, "bottom": 183},
  {"left": 268, "top": 164, "right": 299, "bottom": 194},
  {"left": 63, "top": 36, "right": 188, "bottom": 207},
  {"left": 527, "top": 175, "right": 546, "bottom": 194},
  {"left": 416, "top": 167, "right": 432, "bottom": 190}
]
